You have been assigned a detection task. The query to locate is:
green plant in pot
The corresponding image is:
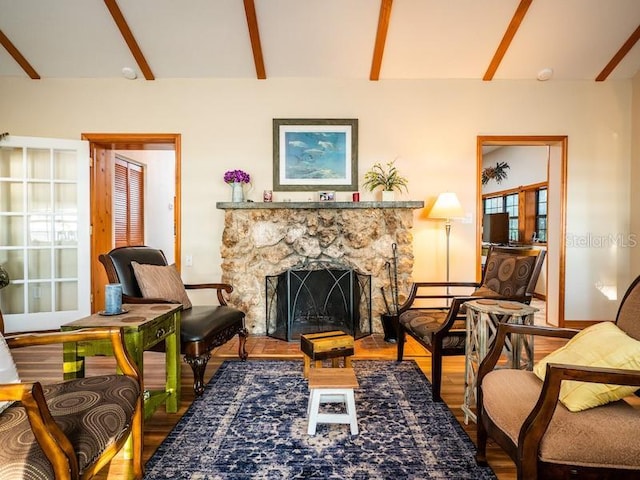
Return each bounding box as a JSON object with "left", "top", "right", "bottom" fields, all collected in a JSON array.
[{"left": 363, "top": 160, "right": 408, "bottom": 201}]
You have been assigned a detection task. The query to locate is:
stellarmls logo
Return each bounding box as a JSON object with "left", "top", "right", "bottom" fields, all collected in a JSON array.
[{"left": 566, "top": 233, "right": 637, "bottom": 248}]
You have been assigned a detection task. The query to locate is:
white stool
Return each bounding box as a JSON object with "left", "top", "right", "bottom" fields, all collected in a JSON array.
[{"left": 307, "top": 367, "right": 359, "bottom": 435}]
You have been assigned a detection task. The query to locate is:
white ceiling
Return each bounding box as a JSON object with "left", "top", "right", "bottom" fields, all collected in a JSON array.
[{"left": 1, "top": 0, "right": 639, "bottom": 81}]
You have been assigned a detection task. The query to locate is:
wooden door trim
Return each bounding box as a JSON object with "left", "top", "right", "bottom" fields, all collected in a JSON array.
[
  {"left": 477, "top": 135, "right": 567, "bottom": 326},
  {"left": 83, "top": 133, "right": 181, "bottom": 312}
]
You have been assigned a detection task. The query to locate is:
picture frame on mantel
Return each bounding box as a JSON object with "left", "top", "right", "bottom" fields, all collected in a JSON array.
[{"left": 273, "top": 118, "right": 358, "bottom": 191}]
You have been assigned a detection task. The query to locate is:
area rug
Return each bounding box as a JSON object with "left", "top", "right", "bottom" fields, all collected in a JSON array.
[{"left": 144, "top": 360, "right": 496, "bottom": 479}]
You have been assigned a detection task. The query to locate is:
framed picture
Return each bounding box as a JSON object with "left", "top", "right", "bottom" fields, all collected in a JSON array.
[
  {"left": 318, "top": 191, "right": 335, "bottom": 202},
  {"left": 273, "top": 118, "right": 358, "bottom": 191}
]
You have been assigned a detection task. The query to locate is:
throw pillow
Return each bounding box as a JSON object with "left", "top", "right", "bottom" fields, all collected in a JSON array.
[
  {"left": 533, "top": 321, "right": 640, "bottom": 412},
  {"left": 131, "top": 262, "right": 192, "bottom": 309},
  {"left": 0, "top": 333, "right": 20, "bottom": 414}
]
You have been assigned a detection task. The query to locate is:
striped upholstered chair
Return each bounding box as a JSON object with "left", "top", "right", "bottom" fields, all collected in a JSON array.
[{"left": 396, "top": 246, "right": 545, "bottom": 401}]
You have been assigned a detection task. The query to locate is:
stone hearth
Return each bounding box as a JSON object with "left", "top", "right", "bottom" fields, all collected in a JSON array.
[{"left": 216, "top": 201, "right": 423, "bottom": 336}]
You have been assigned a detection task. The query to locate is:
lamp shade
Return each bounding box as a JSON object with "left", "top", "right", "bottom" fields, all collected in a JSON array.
[{"left": 428, "top": 192, "right": 464, "bottom": 220}]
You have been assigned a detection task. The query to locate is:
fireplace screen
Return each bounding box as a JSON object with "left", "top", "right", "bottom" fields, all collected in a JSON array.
[{"left": 266, "top": 262, "right": 372, "bottom": 341}]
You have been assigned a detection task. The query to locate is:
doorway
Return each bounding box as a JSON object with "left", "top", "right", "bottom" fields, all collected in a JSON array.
[
  {"left": 477, "top": 136, "right": 567, "bottom": 327},
  {"left": 83, "top": 133, "right": 181, "bottom": 313}
]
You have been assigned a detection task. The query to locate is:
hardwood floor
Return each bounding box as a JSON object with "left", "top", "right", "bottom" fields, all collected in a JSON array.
[{"left": 11, "top": 332, "right": 567, "bottom": 479}]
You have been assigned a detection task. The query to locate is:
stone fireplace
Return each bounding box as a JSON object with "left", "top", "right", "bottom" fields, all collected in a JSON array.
[{"left": 216, "top": 201, "right": 423, "bottom": 337}]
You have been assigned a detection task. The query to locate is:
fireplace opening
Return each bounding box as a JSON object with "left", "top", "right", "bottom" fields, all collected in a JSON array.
[{"left": 265, "top": 262, "right": 372, "bottom": 341}]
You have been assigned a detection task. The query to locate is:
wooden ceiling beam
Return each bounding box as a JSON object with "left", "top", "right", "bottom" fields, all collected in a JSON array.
[
  {"left": 596, "top": 24, "right": 640, "bottom": 82},
  {"left": 0, "top": 29, "right": 40, "bottom": 79},
  {"left": 243, "top": 0, "right": 266, "bottom": 80},
  {"left": 483, "top": 0, "right": 532, "bottom": 81},
  {"left": 370, "top": 0, "right": 393, "bottom": 81},
  {"left": 104, "top": 0, "right": 155, "bottom": 80}
]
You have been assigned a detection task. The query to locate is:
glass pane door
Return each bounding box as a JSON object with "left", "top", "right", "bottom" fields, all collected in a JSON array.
[{"left": 0, "top": 136, "right": 90, "bottom": 332}]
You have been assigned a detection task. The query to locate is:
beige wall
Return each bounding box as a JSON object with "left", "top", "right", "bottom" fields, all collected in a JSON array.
[{"left": 0, "top": 76, "right": 634, "bottom": 322}]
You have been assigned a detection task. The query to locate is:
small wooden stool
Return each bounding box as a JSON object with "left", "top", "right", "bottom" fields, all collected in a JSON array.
[
  {"left": 307, "top": 367, "right": 359, "bottom": 435},
  {"left": 300, "top": 330, "right": 355, "bottom": 378}
]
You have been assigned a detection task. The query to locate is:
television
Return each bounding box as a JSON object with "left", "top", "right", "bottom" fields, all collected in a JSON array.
[{"left": 482, "top": 212, "right": 510, "bottom": 244}]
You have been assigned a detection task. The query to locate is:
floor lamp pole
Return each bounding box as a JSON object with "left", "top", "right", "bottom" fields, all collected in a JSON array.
[{"left": 445, "top": 220, "right": 452, "bottom": 300}]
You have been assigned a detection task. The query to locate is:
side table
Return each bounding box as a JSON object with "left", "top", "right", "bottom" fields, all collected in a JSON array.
[
  {"left": 61, "top": 303, "right": 181, "bottom": 419},
  {"left": 462, "top": 299, "right": 538, "bottom": 423}
]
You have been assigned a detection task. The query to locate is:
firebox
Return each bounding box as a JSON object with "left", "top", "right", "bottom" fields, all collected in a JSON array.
[{"left": 265, "top": 262, "right": 372, "bottom": 341}]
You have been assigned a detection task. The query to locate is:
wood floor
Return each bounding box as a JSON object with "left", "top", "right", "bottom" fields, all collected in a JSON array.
[{"left": 11, "top": 332, "right": 568, "bottom": 479}]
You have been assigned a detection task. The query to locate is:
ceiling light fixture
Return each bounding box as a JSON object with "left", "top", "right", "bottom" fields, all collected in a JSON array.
[
  {"left": 537, "top": 68, "right": 553, "bottom": 81},
  {"left": 121, "top": 67, "right": 137, "bottom": 80}
]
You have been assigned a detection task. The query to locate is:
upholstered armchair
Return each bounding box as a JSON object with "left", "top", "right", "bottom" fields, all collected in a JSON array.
[
  {"left": 397, "top": 246, "right": 546, "bottom": 401},
  {"left": 99, "top": 246, "right": 248, "bottom": 396},
  {"left": 0, "top": 327, "right": 143, "bottom": 479},
  {"left": 476, "top": 275, "right": 640, "bottom": 479}
]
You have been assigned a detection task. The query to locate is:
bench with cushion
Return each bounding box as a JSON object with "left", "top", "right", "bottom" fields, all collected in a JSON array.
[{"left": 99, "top": 246, "right": 248, "bottom": 396}]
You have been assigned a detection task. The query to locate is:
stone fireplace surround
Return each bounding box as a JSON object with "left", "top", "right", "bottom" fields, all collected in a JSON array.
[{"left": 216, "top": 201, "right": 424, "bottom": 337}]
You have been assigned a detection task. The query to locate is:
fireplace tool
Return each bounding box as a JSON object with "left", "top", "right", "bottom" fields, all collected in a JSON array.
[{"left": 381, "top": 243, "right": 400, "bottom": 342}]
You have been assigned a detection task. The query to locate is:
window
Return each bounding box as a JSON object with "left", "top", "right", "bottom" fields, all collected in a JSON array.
[
  {"left": 114, "top": 156, "right": 144, "bottom": 247},
  {"left": 536, "top": 188, "right": 547, "bottom": 242},
  {"left": 504, "top": 193, "right": 519, "bottom": 241},
  {"left": 483, "top": 183, "right": 547, "bottom": 244}
]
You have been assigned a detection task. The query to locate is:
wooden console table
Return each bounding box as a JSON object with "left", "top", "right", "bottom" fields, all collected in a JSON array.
[
  {"left": 61, "top": 303, "right": 181, "bottom": 419},
  {"left": 462, "top": 299, "right": 538, "bottom": 424}
]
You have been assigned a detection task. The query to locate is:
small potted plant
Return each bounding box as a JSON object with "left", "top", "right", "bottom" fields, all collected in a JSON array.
[{"left": 362, "top": 160, "right": 408, "bottom": 201}]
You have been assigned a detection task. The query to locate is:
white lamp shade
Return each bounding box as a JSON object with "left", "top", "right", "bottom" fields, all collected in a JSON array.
[{"left": 428, "top": 192, "right": 464, "bottom": 220}]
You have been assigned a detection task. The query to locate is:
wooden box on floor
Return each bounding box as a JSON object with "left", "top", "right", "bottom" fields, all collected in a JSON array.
[{"left": 300, "top": 330, "right": 355, "bottom": 378}]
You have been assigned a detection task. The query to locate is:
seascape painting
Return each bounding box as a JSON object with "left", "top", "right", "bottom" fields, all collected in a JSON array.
[{"left": 273, "top": 119, "right": 358, "bottom": 191}]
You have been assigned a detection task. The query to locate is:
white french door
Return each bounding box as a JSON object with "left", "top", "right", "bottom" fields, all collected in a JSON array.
[{"left": 0, "top": 135, "right": 90, "bottom": 332}]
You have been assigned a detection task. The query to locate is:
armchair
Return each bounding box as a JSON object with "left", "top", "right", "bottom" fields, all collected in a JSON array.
[
  {"left": 476, "top": 274, "right": 640, "bottom": 479},
  {"left": 0, "top": 327, "right": 143, "bottom": 479},
  {"left": 397, "top": 246, "right": 545, "bottom": 401},
  {"left": 99, "top": 246, "right": 248, "bottom": 396}
]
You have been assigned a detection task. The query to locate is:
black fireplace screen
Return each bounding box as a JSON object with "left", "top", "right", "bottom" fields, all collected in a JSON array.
[{"left": 266, "top": 262, "right": 372, "bottom": 341}]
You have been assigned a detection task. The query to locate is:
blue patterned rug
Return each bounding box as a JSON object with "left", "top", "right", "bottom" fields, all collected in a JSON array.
[{"left": 144, "top": 360, "right": 496, "bottom": 479}]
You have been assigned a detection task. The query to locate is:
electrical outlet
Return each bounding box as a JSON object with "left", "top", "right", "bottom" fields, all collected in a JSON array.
[{"left": 185, "top": 255, "right": 193, "bottom": 267}]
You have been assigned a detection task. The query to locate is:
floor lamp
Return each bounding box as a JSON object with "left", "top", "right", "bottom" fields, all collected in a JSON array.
[{"left": 428, "top": 192, "right": 464, "bottom": 296}]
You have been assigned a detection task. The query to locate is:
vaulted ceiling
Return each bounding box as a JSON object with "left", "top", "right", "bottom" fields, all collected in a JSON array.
[{"left": 1, "top": 0, "right": 639, "bottom": 82}]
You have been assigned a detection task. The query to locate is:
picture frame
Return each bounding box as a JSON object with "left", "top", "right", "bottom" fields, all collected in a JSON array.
[
  {"left": 273, "top": 118, "right": 358, "bottom": 191},
  {"left": 318, "top": 191, "right": 336, "bottom": 202}
]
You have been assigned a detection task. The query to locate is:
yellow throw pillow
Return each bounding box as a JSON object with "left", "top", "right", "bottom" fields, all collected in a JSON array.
[
  {"left": 131, "top": 262, "right": 192, "bottom": 309},
  {"left": 533, "top": 321, "right": 640, "bottom": 412}
]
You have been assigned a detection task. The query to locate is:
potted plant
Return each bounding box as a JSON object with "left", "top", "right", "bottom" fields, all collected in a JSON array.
[{"left": 362, "top": 160, "right": 408, "bottom": 201}]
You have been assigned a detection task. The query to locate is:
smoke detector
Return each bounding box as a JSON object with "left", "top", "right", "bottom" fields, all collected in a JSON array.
[
  {"left": 121, "top": 67, "right": 137, "bottom": 80},
  {"left": 537, "top": 68, "right": 553, "bottom": 81}
]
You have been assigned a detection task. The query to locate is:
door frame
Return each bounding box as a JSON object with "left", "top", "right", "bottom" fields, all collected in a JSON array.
[
  {"left": 477, "top": 135, "right": 567, "bottom": 327},
  {"left": 82, "top": 133, "right": 181, "bottom": 313}
]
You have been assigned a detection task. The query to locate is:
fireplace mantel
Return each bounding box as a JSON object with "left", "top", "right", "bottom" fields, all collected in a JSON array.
[
  {"left": 216, "top": 201, "right": 424, "bottom": 210},
  {"left": 216, "top": 201, "right": 424, "bottom": 337}
]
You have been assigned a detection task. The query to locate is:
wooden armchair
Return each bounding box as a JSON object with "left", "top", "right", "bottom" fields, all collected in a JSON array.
[
  {"left": 99, "top": 246, "right": 248, "bottom": 396},
  {"left": 0, "top": 327, "right": 143, "bottom": 479},
  {"left": 476, "top": 275, "right": 640, "bottom": 479},
  {"left": 397, "top": 246, "right": 545, "bottom": 401}
]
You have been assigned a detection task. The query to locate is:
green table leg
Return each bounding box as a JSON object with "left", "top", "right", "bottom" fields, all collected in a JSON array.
[
  {"left": 62, "top": 339, "right": 84, "bottom": 380},
  {"left": 165, "top": 310, "right": 181, "bottom": 413}
]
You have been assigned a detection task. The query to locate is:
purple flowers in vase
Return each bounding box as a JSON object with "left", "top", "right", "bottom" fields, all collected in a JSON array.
[
  {"left": 224, "top": 170, "right": 251, "bottom": 202},
  {"left": 224, "top": 169, "right": 251, "bottom": 184}
]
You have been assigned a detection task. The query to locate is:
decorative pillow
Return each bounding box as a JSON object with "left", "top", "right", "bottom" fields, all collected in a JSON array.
[
  {"left": 131, "top": 262, "right": 192, "bottom": 310},
  {"left": 0, "top": 332, "right": 20, "bottom": 414},
  {"left": 481, "top": 253, "right": 535, "bottom": 297},
  {"left": 533, "top": 321, "right": 640, "bottom": 412}
]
